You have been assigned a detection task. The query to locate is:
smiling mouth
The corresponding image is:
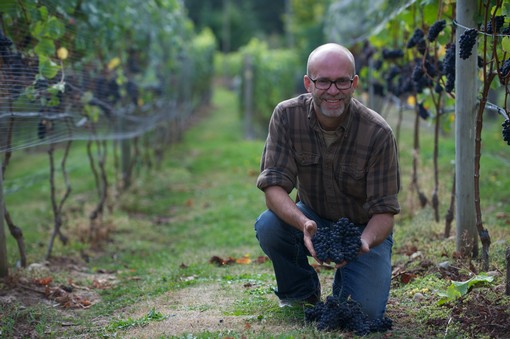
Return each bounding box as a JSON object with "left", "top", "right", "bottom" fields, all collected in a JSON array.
[{"left": 324, "top": 98, "right": 342, "bottom": 106}]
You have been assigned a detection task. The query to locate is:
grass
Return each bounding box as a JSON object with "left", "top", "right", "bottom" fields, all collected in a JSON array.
[{"left": 1, "top": 86, "right": 510, "bottom": 338}]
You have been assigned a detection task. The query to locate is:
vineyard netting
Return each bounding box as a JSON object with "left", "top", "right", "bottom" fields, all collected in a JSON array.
[
  {"left": 0, "top": 0, "right": 216, "bottom": 153},
  {"left": 325, "top": 0, "right": 417, "bottom": 45}
]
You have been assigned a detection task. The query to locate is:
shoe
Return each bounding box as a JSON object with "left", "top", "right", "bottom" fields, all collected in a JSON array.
[{"left": 278, "top": 293, "right": 320, "bottom": 308}]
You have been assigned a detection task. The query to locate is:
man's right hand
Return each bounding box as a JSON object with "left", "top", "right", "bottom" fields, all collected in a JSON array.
[{"left": 303, "top": 220, "right": 320, "bottom": 264}]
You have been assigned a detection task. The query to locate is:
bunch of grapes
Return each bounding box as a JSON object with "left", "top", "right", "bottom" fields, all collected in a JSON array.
[
  {"left": 499, "top": 58, "right": 510, "bottom": 85},
  {"left": 372, "top": 82, "right": 385, "bottom": 97},
  {"left": 386, "top": 65, "right": 400, "bottom": 82},
  {"left": 459, "top": 28, "right": 478, "bottom": 60},
  {"left": 390, "top": 64, "right": 415, "bottom": 97},
  {"left": 411, "top": 59, "right": 436, "bottom": 94},
  {"left": 434, "top": 82, "right": 443, "bottom": 94},
  {"left": 407, "top": 28, "right": 425, "bottom": 48},
  {"left": 428, "top": 19, "right": 446, "bottom": 42},
  {"left": 502, "top": 119, "right": 510, "bottom": 146},
  {"left": 417, "top": 102, "right": 430, "bottom": 120},
  {"left": 312, "top": 217, "right": 362, "bottom": 264},
  {"left": 305, "top": 295, "right": 393, "bottom": 335},
  {"left": 486, "top": 15, "right": 506, "bottom": 34},
  {"left": 382, "top": 48, "right": 404, "bottom": 60},
  {"left": 0, "top": 32, "right": 16, "bottom": 72},
  {"left": 443, "top": 43, "right": 456, "bottom": 92}
]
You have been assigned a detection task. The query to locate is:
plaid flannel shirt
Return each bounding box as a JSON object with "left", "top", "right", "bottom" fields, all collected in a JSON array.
[{"left": 256, "top": 93, "right": 400, "bottom": 224}]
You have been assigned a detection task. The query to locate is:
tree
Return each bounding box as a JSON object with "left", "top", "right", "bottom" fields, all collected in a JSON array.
[{"left": 183, "top": 0, "right": 286, "bottom": 51}]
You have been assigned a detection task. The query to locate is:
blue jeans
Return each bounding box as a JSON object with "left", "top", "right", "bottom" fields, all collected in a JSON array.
[{"left": 254, "top": 202, "right": 393, "bottom": 320}]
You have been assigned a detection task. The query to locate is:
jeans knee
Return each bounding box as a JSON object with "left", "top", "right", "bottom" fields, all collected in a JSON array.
[{"left": 255, "top": 209, "right": 282, "bottom": 250}]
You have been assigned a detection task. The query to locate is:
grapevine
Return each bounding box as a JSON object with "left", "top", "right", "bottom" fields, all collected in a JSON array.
[
  {"left": 312, "top": 218, "right": 362, "bottom": 264},
  {"left": 304, "top": 295, "right": 392, "bottom": 335}
]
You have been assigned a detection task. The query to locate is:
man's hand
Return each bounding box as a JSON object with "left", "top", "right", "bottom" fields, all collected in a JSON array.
[
  {"left": 302, "top": 220, "right": 319, "bottom": 263},
  {"left": 359, "top": 238, "right": 370, "bottom": 254}
]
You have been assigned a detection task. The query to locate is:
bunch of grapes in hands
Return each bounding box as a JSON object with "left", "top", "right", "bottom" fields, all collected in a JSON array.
[{"left": 312, "top": 217, "right": 362, "bottom": 264}]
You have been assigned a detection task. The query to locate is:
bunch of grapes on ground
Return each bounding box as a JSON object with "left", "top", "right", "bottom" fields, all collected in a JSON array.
[
  {"left": 312, "top": 217, "right": 362, "bottom": 264},
  {"left": 305, "top": 295, "right": 393, "bottom": 335}
]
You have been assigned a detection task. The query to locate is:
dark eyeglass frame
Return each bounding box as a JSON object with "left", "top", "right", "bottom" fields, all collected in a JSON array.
[{"left": 308, "top": 76, "right": 355, "bottom": 90}]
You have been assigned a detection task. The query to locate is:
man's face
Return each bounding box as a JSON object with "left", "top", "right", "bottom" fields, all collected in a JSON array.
[
  {"left": 304, "top": 53, "right": 358, "bottom": 119},
  {"left": 306, "top": 75, "right": 358, "bottom": 118}
]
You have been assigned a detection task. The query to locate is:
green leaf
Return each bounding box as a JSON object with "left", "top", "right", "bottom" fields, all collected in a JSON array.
[
  {"left": 39, "top": 57, "right": 60, "bottom": 79},
  {"left": 31, "top": 21, "right": 45, "bottom": 39},
  {"left": 502, "top": 36, "right": 510, "bottom": 53},
  {"left": 49, "top": 82, "right": 66, "bottom": 94},
  {"left": 0, "top": 0, "right": 17, "bottom": 14},
  {"left": 437, "top": 274, "right": 494, "bottom": 305},
  {"left": 39, "top": 6, "right": 49, "bottom": 21},
  {"left": 84, "top": 104, "right": 101, "bottom": 123},
  {"left": 34, "top": 38, "right": 55, "bottom": 57},
  {"left": 31, "top": 16, "right": 65, "bottom": 40},
  {"left": 45, "top": 16, "right": 66, "bottom": 39}
]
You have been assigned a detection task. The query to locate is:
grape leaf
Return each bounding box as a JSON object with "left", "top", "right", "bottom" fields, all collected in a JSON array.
[
  {"left": 437, "top": 273, "right": 494, "bottom": 305},
  {"left": 502, "top": 36, "right": 510, "bottom": 53}
]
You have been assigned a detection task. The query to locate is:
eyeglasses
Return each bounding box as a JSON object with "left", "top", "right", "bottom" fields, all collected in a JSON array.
[{"left": 308, "top": 76, "right": 355, "bottom": 90}]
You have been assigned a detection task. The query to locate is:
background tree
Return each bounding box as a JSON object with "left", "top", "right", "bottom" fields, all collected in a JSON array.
[{"left": 184, "top": 0, "right": 286, "bottom": 52}]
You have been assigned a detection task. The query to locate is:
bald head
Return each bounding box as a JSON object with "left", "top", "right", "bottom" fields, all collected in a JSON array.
[{"left": 306, "top": 43, "right": 356, "bottom": 78}]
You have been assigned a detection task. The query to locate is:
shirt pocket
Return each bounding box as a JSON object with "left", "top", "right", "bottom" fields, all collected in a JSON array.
[
  {"left": 296, "top": 152, "right": 320, "bottom": 166},
  {"left": 337, "top": 164, "right": 366, "bottom": 197}
]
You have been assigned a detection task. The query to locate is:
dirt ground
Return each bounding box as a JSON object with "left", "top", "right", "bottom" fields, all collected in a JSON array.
[{"left": 1, "top": 256, "right": 510, "bottom": 338}]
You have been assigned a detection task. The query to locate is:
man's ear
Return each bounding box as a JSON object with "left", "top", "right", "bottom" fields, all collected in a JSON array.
[
  {"left": 303, "top": 75, "right": 312, "bottom": 92},
  {"left": 352, "top": 75, "right": 359, "bottom": 89}
]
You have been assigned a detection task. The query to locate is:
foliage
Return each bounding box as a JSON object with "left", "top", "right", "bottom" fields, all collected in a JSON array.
[
  {"left": 286, "top": 0, "right": 332, "bottom": 62},
  {"left": 184, "top": 0, "right": 286, "bottom": 52},
  {"left": 437, "top": 273, "right": 494, "bottom": 305},
  {"left": 0, "top": 0, "right": 216, "bottom": 268},
  {"left": 238, "top": 38, "right": 301, "bottom": 136},
  {"left": 214, "top": 51, "right": 244, "bottom": 79}
]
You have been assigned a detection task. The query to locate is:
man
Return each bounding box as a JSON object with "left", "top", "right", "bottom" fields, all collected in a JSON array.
[{"left": 254, "top": 43, "right": 400, "bottom": 320}]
